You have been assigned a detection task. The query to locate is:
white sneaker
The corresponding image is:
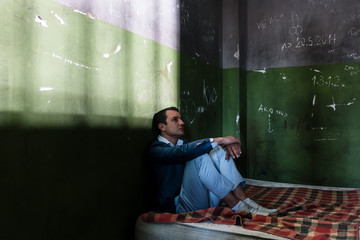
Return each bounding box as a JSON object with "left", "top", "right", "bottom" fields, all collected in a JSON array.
[
  {"left": 232, "top": 200, "right": 269, "bottom": 216},
  {"left": 244, "top": 198, "right": 278, "bottom": 214}
]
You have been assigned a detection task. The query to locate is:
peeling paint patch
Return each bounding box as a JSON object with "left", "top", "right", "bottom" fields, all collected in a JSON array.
[
  {"left": 113, "top": 45, "right": 121, "bottom": 54},
  {"left": 103, "top": 45, "right": 122, "bottom": 59},
  {"left": 51, "top": 11, "right": 65, "bottom": 24},
  {"left": 310, "top": 68, "right": 321, "bottom": 73},
  {"left": 40, "top": 87, "right": 54, "bottom": 92},
  {"left": 234, "top": 44, "right": 239, "bottom": 60},
  {"left": 35, "top": 15, "right": 48, "bottom": 28},
  {"left": 253, "top": 68, "right": 267, "bottom": 73},
  {"left": 73, "top": 9, "right": 96, "bottom": 20},
  {"left": 166, "top": 61, "right": 173, "bottom": 77}
]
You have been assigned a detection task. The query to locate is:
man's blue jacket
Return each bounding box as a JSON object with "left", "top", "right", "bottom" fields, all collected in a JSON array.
[{"left": 147, "top": 137, "right": 213, "bottom": 213}]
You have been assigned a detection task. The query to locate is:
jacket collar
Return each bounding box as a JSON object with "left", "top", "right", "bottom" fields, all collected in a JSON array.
[{"left": 157, "top": 135, "right": 184, "bottom": 147}]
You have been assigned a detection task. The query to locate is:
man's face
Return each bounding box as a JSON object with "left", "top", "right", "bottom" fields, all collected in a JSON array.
[{"left": 159, "top": 110, "right": 185, "bottom": 138}]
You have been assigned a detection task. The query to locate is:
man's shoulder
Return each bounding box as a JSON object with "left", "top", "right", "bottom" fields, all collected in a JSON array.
[{"left": 147, "top": 138, "right": 187, "bottom": 159}]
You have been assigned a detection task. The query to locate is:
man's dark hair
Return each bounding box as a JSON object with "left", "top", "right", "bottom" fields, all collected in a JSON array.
[{"left": 152, "top": 107, "right": 179, "bottom": 135}]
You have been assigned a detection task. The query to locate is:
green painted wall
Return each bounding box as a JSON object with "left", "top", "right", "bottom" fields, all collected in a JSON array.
[
  {"left": 1, "top": 0, "right": 224, "bottom": 239},
  {"left": 223, "top": 63, "right": 360, "bottom": 188}
]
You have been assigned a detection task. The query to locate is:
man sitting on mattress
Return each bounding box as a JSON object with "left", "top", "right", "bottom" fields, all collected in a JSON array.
[{"left": 147, "top": 107, "right": 277, "bottom": 216}]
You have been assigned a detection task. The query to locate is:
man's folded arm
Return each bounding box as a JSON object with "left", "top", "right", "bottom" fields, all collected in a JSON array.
[{"left": 148, "top": 139, "right": 214, "bottom": 165}]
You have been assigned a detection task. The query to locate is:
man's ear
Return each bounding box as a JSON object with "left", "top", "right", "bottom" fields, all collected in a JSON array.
[{"left": 158, "top": 123, "right": 166, "bottom": 132}]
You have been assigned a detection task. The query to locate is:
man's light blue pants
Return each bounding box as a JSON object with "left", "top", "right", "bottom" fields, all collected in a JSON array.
[{"left": 175, "top": 146, "right": 245, "bottom": 213}]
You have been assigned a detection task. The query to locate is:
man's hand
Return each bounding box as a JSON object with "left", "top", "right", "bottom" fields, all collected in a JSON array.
[
  {"left": 224, "top": 143, "right": 242, "bottom": 160},
  {"left": 213, "top": 136, "right": 242, "bottom": 160}
]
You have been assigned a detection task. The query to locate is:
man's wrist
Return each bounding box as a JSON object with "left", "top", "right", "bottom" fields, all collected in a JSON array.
[
  {"left": 213, "top": 137, "right": 223, "bottom": 145},
  {"left": 210, "top": 138, "right": 218, "bottom": 148}
]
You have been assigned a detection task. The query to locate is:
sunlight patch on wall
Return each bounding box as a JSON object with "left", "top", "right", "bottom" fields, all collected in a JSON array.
[{"left": 1, "top": 0, "right": 180, "bottom": 128}]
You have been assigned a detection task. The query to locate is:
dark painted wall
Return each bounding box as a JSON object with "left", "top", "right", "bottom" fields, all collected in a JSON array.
[
  {"left": 179, "top": 0, "right": 223, "bottom": 67},
  {"left": 3, "top": 127, "right": 151, "bottom": 240},
  {"left": 178, "top": 0, "right": 224, "bottom": 138},
  {"left": 228, "top": 0, "right": 360, "bottom": 188},
  {"left": 243, "top": 0, "right": 360, "bottom": 70}
]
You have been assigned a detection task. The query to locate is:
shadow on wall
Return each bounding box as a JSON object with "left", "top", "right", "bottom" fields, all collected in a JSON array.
[{"left": 1, "top": 126, "right": 152, "bottom": 240}]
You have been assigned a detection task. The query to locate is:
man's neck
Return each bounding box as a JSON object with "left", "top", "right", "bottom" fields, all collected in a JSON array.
[{"left": 160, "top": 134, "right": 178, "bottom": 146}]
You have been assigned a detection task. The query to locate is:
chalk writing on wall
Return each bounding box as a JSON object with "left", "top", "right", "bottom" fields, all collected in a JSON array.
[
  {"left": 247, "top": 0, "right": 360, "bottom": 70},
  {"left": 203, "top": 79, "right": 217, "bottom": 106},
  {"left": 282, "top": 33, "right": 336, "bottom": 51},
  {"left": 308, "top": 64, "right": 358, "bottom": 142},
  {"left": 180, "top": 91, "right": 196, "bottom": 125},
  {"left": 45, "top": 52, "right": 101, "bottom": 71},
  {"left": 178, "top": 77, "right": 219, "bottom": 126},
  {"left": 312, "top": 74, "right": 345, "bottom": 87},
  {"left": 325, "top": 97, "right": 357, "bottom": 111},
  {"left": 344, "top": 64, "right": 360, "bottom": 75},
  {"left": 256, "top": 13, "right": 285, "bottom": 30},
  {"left": 258, "top": 104, "right": 288, "bottom": 133}
]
